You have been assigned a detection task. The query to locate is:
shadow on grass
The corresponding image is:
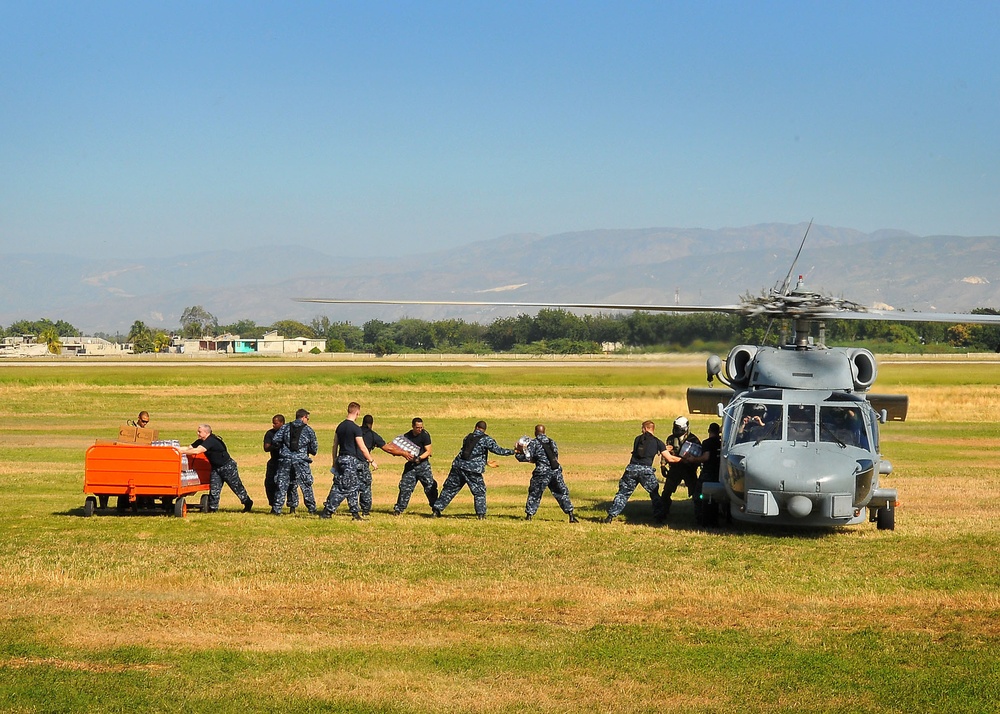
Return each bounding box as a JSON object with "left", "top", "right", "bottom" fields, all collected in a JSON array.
[{"left": 590, "top": 497, "right": 839, "bottom": 539}]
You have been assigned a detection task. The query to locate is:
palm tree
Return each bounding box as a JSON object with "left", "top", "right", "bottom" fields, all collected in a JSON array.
[
  {"left": 153, "top": 331, "right": 172, "bottom": 353},
  {"left": 128, "top": 321, "right": 154, "bottom": 354},
  {"left": 37, "top": 327, "right": 62, "bottom": 355}
]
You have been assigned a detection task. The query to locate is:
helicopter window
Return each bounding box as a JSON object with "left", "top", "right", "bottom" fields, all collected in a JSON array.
[
  {"left": 820, "top": 406, "right": 869, "bottom": 449},
  {"left": 735, "top": 403, "right": 783, "bottom": 444},
  {"left": 787, "top": 405, "right": 816, "bottom": 442}
]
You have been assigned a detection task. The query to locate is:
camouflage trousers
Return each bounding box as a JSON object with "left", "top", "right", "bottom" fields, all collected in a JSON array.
[
  {"left": 359, "top": 462, "right": 374, "bottom": 515},
  {"left": 324, "top": 455, "right": 362, "bottom": 515},
  {"left": 607, "top": 464, "right": 665, "bottom": 520},
  {"left": 208, "top": 459, "right": 251, "bottom": 511},
  {"left": 526, "top": 467, "right": 574, "bottom": 517},
  {"left": 434, "top": 466, "right": 487, "bottom": 516},
  {"left": 273, "top": 459, "right": 317, "bottom": 514},
  {"left": 394, "top": 460, "right": 438, "bottom": 513},
  {"left": 264, "top": 459, "right": 298, "bottom": 508}
]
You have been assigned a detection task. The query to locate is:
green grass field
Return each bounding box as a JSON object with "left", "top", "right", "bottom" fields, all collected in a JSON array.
[{"left": 1, "top": 360, "right": 998, "bottom": 713}]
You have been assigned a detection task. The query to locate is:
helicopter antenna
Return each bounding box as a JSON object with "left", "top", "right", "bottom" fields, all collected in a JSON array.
[{"left": 778, "top": 219, "right": 813, "bottom": 296}]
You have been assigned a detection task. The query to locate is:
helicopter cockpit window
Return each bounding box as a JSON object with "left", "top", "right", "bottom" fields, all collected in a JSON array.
[
  {"left": 787, "top": 405, "right": 816, "bottom": 442},
  {"left": 820, "top": 406, "right": 869, "bottom": 449},
  {"left": 735, "top": 403, "right": 782, "bottom": 444}
]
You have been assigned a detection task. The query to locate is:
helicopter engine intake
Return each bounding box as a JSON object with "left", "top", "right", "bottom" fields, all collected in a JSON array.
[
  {"left": 849, "top": 349, "right": 878, "bottom": 391},
  {"left": 725, "top": 346, "right": 758, "bottom": 388}
]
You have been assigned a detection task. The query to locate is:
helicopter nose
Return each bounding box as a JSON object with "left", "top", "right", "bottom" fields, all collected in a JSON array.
[{"left": 787, "top": 495, "right": 813, "bottom": 518}]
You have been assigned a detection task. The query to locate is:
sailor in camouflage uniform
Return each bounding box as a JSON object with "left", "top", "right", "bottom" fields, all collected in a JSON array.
[
  {"left": 271, "top": 408, "right": 319, "bottom": 515},
  {"left": 433, "top": 420, "right": 515, "bottom": 519},
  {"left": 320, "top": 401, "right": 374, "bottom": 520},
  {"left": 604, "top": 420, "right": 669, "bottom": 523},
  {"left": 515, "top": 424, "right": 578, "bottom": 522}
]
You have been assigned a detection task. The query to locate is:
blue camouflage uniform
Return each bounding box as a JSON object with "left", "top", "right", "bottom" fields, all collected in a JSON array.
[
  {"left": 322, "top": 418, "right": 367, "bottom": 518},
  {"left": 606, "top": 431, "right": 667, "bottom": 522},
  {"left": 433, "top": 429, "right": 515, "bottom": 518},
  {"left": 516, "top": 434, "right": 575, "bottom": 519},
  {"left": 359, "top": 425, "right": 386, "bottom": 516},
  {"left": 271, "top": 418, "right": 319, "bottom": 514}
]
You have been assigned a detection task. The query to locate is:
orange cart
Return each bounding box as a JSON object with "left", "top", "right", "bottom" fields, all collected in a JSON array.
[{"left": 83, "top": 442, "right": 213, "bottom": 517}]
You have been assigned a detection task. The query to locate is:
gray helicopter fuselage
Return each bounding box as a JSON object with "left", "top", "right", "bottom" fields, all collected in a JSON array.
[{"left": 698, "top": 345, "right": 898, "bottom": 528}]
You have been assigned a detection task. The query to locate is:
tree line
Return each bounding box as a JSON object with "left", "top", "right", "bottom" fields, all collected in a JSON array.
[{"left": 4, "top": 306, "right": 1000, "bottom": 355}]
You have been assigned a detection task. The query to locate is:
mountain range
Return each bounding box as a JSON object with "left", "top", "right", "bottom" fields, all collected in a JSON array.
[{"left": 4, "top": 223, "right": 1000, "bottom": 334}]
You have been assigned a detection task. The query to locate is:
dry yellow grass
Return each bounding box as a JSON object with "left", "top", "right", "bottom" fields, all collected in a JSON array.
[{"left": 2, "top": 360, "right": 999, "bottom": 712}]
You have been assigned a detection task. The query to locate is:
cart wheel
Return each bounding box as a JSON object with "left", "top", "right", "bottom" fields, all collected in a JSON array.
[
  {"left": 98, "top": 495, "right": 109, "bottom": 509},
  {"left": 174, "top": 497, "right": 187, "bottom": 518},
  {"left": 84, "top": 496, "right": 97, "bottom": 518},
  {"left": 200, "top": 494, "right": 210, "bottom": 512}
]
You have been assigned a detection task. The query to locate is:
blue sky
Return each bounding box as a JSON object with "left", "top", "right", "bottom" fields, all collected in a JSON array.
[{"left": 2, "top": 1, "right": 998, "bottom": 259}]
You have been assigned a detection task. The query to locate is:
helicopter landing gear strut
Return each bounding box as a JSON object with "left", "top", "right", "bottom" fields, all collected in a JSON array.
[{"left": 875, "top": 503, "right": 895, "bottom": 531}]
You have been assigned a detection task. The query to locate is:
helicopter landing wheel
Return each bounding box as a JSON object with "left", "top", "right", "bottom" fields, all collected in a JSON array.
[{"left": 876, "top": 504, "right": 895, "bottom": 531}]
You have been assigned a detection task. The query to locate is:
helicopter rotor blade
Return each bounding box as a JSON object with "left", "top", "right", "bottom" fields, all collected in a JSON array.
[{"left": 293, "top": 297, "right": 1000, "bottom": 325}]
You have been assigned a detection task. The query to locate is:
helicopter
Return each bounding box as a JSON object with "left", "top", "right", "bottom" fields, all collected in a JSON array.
[{"left": 295, "top": 236, "right": 1000, "bottom": 531}]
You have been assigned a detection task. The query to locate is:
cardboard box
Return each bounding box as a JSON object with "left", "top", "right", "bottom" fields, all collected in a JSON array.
[{"left": 118, "top": 425, "right": 160, "bottom": 444}]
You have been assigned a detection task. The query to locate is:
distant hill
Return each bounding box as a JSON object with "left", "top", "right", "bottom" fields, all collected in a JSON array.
[{"left": 4, "top": 224, "right": 1000, "bottom": 333}]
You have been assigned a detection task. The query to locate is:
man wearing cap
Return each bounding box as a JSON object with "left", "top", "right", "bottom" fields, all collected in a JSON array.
[
  {"left": 694, "top": 422, "right": 723, "bottom": 526},
  {"left": 661, "top": 416, "right": 705, "bottom": 514},
  {"left": 604, "top": 420, "right": 669, "bottom": 524},
  {"left": 270, "top": 408, "right": 319, "bottom": 515}
]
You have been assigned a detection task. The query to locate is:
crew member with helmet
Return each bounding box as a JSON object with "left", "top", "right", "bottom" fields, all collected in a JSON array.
[
  {"left": 603, "top": 420, "right": 669, "bottom": 523},
  {"left": 432, "top": 420, "right": 515, "bottom": 520},
  {"left": 515, "top": 424, "right": 578, "bottom": 522},
  {"left": 660, "top": 416, "right": 706, "bottom": 514}
]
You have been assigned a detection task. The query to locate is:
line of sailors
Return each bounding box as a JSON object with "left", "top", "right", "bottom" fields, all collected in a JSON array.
[{"left": 180, "top": 405, "right": 719, "bottom": 523}]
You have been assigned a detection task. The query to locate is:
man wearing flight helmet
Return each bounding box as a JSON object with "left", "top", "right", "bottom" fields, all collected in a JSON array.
[{"left": 660, "top": 416, "right": 706, "bottom": 515}]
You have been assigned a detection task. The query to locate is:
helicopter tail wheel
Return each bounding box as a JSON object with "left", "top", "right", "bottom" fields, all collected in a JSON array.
[{"left": 876, "top": 504, "right": 895, "bottom": 531}]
